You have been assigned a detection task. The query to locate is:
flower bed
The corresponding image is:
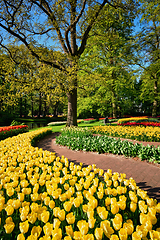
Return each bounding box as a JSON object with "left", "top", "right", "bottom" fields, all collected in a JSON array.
[
  {"left": 118, "top": 117, "right": 148, "bottom": 124},
  {"left": 90, "top": 125, "right": 160, "bottom": 142},
  {"left": 118, "top": 122, "right": 160, "bottom": 127},
  {"left": 56, "top": 127, "right": 160, "bottom": 163},
  {"left": 0, "top": 129, "right": 160, "bottom": 239},
  {"left": 0, "top": 125, "right": 29, "bottom": 141}
]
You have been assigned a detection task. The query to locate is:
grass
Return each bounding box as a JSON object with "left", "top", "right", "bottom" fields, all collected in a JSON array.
[
  {"left": 28, "top": 117, "right": 160, "bottom": 133},
  {"left": 29, "top": 120, "right": 106, "bottom": 133}
]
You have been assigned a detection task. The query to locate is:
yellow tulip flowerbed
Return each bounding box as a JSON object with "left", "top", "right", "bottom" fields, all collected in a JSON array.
[
  {"left": 118, "top": 117, "right": 148, "bottom": 124},
  {"left": 91, "top": 125, "right": 160, "bottom": 142},
  {"left": 0, "top": 129, "right": 160, "bottom": 240}
]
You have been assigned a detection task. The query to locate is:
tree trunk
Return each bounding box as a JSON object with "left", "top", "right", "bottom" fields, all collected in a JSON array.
[
  {"left": 152, "top": 79, "right": 158, "bottom": 117},
  {"left": 111, "top": 84, "right": 117, "bottom": 118},
  {"left": 19, "top": 97, "right": 22, "bottom": 118},
  {"left": 67, "top": 87, "right": 77, "bottom": 126},
  {"left": 31, "top": 94, "right": 34, "bottom": 117},
  {"left": 38, "top": 92, "right": 42, "bottom": 117},
  {"left": 112, "top": 97, "right": 117, "bottom": 119}
]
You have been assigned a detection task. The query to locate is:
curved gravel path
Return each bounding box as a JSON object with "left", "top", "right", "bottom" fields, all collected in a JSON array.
[{"left": 37, "top": 133, "right": 160, "bottom": 203}]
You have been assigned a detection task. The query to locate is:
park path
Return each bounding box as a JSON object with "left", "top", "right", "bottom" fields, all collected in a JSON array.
[{"left": 37, "top": 133, "right": 160, "bottom": 203}]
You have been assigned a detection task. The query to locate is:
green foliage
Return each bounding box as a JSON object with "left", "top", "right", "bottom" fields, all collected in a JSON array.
[
  {"left": 0, "top": 111, "right": 15, "bottom": 126},
  {"left": 10, "top": 120, "right": 24, "bottom": 126},
  {"left": 78, "top": 3, "right": 138, "bottom": 118},
  {"left": 135, "top": 0, "right": 160, "bottom": 116}
]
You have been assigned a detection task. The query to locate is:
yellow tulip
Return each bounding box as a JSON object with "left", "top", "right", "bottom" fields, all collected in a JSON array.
[
  {"left": 88, "top": 197, "right": 98, "bottom": 209},
  {"left": 105, "top": 197, "right": 111, "bottom": 207},
  {"left": 95, "top": 228, "right": 103, "bottom": 240},
  {"left": 53, "top": 218, "right": 61, "bottom": 229},
  {"left": 98, "top": 210, "right": 108, "bottom": 220},
  {"left": 41, "top": 210, "right": 50, "bottom": 223},
  {"left": 17, "top": 233, "right": 25, "bottom": 240},
  {"left": 49, "top": 200, "right": 55, "bottom": 209},
  {"left": 77, "top": 220, "right": 89, "bottom": 235},
  {"left": 5, "top": 217, "right": 13, "bottom": 224},
  {"left": 12, "top": 199, "right": 21, "bottom": 209},
  {"left": 149, "top": 230, "right": 160, "bottom": 239},
  {"left": 53, "top": 207, "right": 60, "bottom": 218},
  {"left": 18, "top": 193, "right": 24, "bottom": 202},
  {"left": 65, "top": 225, "right": 74, "bottom": 237},
  {"left": 148, "top": 212, "right": 157, "bottom": 225},
  {"left": 30, "top": 202, "right": 39, "bottom": 212},
  {"left": 112, "top": 214, "right": 122, "bottom": 231},
  {"left": 52, "top": 228, "right": 62, "bottom": 239},
  {"left": 31, "top": 226, "right": 42, "bottom": 237},
  {"left": 111, "top": 203, "right": 119, "bottom": 215},
  {"left": 87, "top": 209, "right": 94, "bottom": 218},
  {"left": 6, "top": 187, "right": 14, "bottom": 197},
  {"left": 119, "top": 228, "right": 128, "bottom": 240},
  {"left": 100, "top": 220, "right": 114, "bottom": 238},
  {"left": 130, "top": 202, "right": 137, "bottom": 213},
  {"left": 118, "top": 201, "right": 126, "bottom": 211},
  {"left": 63, "top": 183, "right": 69, "bottom": 190},
  {"left": 28, "top": 212, "right": 37, "bottom": 224},
  {"left": 132, "top": 232, "right": 141, "bottom": 240},
  {"left": 123, "top": 220, "right": 134, "bottom": 235},
  {"left": 145, "top": 219, "right": 152, "bottom": 231},
  {"left": 129, "top": 191, "right": 138, "bottom": 203},
  {"left": 26, "top": 234, "right": 38, "bottom": 240},
  {"left": 64, "top": 237, "right": 72, "bottom": 240},
  {"left": 59, "top": 193, "right": 67, "bottom": 202},
  {"left": 138, "top": 200, "right": 148, "bottom": 213},
  {"left": 136, "top": 225, "right": 148, "bottom": 238},
  {"left": 63, "top": 201, "right": 72, "bottom": 212},
  {"left": 58, "top": 209, "right": 65, "bottom": 221},
  {"left": 44, "top": 196, "right": 50, "bottom": 205},
  {"left": 97, "top": 191, "right": 104, "bottom": 199},
  {"left": 4, "top": 222, "right": 15, "bottom": 234},
  {"left": 66, "top": 212, "right": 75, "bottom": 225},
  {"left": 20, "top": 179, "right": 29, "bottom": 188},
  {"left": 43, "top": 222, "right": 53, "bottom": 236},
  {"left": 20, "top": 212, "right": 28, "bottom": 221},
  {"left": 75, "top": 183, "right": 82, "bottom": 191},
  {"left": 106, "top": 180, "right": 112, "bottom": 187},
  {"left": 5, "top": 205, "right": 14, "bottom": 215},
  {"left": 113, "top": 180, "right": 119, "bottom": 188},
  {"left": 73, "top": 231, "right": 82, "bottom": 240},
  {"left": 22, "top": 187, "right": 31, "bottom": 195},
  {"left": 31, "top": 192, "right": 39, "bottom": 201},
  {"left": 82, "top": 204, "right": 88, "bottom": 213},
  {"left": 73, "top": 197, "right": 81, "bottom": 208},
  {"left": 156, "top": 203, "right": 160, "bottom": 213},
  {"left": 88, "top": 217, "right": 96, "bottom": 228},
  {"left": 19, "top": 220, "right": 29, "bottom": 234},
  {"left": 110, "top": 235, "right": 119, "bottom": 240}
]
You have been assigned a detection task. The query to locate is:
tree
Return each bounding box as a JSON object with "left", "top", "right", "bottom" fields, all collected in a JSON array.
[
  {"left": 0, "top": 0, "right": 137, "bottom": 126},
  {"left": 78, "top": 4, "right": 136, "bottom": 118},
  {"left": 135, "top": 0, "right": 160, "bottom": 117}
]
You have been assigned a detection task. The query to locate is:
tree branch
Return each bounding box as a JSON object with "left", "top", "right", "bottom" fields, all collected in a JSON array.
[
  {"left": 0, "top": 22, "right": 67, "bottom": 72},
  {"left": 31, "top": 0, "right": 69, "bottom": 55},
  {"left": 78, "top": 0, "right": 107, "bottom": 56},
  {"left": 65, "top": 0, "right": 87, "bottom": 55}
]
